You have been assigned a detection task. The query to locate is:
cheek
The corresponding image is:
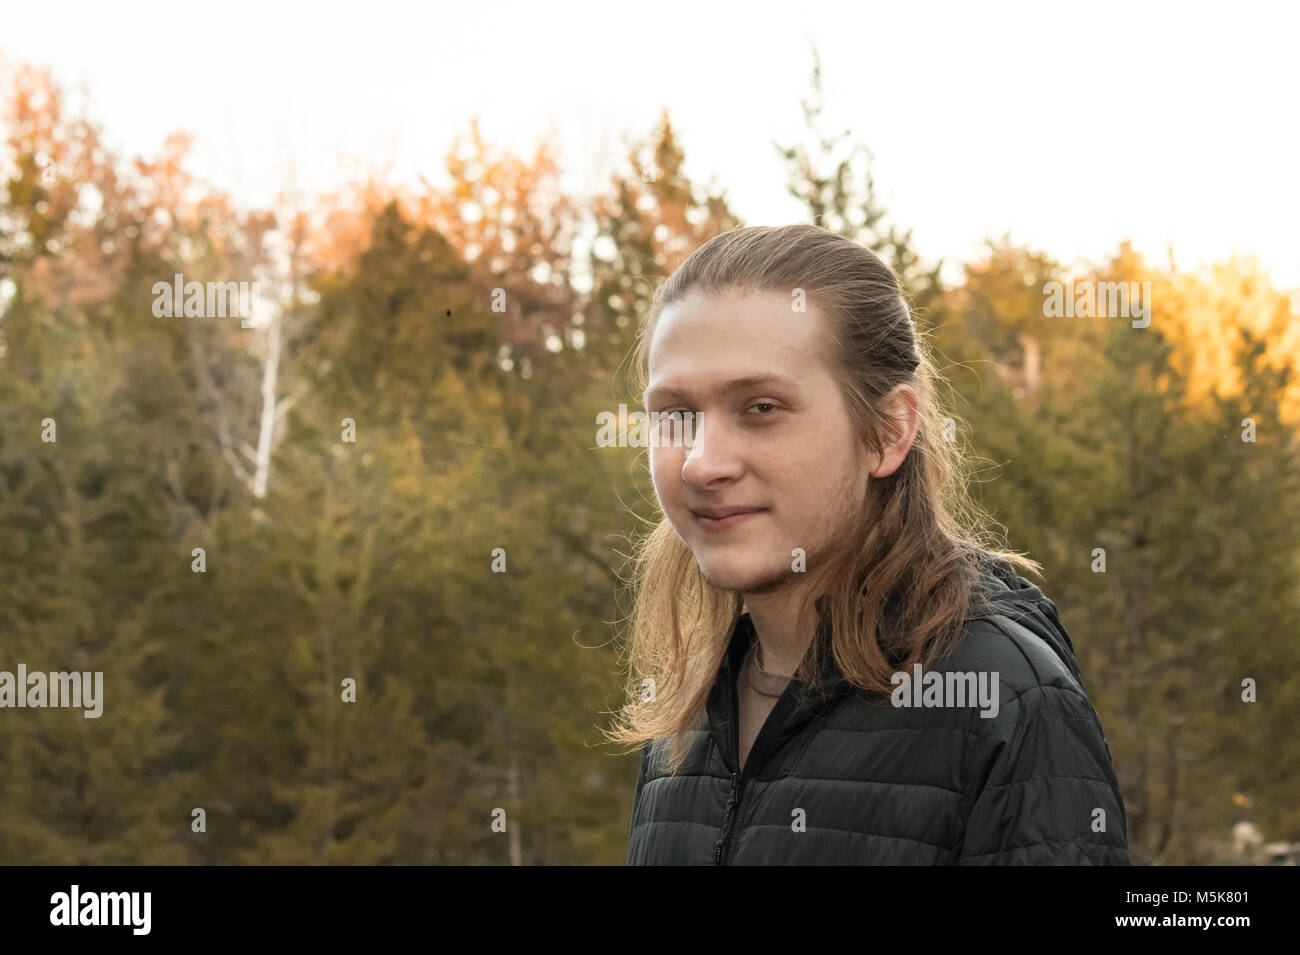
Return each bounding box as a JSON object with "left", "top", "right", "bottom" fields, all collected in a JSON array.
[
  {"left": 774, "top": 441, "right": 864, "bottom": 517},
  {"left": 648, "top": 448, "right": 682, "bottom": 505}
]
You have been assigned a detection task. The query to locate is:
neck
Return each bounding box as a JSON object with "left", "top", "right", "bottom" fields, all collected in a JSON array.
[{"left": 742, "top": 579, "right": 820, "bottom": 679}]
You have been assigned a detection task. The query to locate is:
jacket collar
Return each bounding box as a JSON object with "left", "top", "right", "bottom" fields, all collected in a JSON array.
[{"left": 706, "top": 612, "right": 856, "bottom": 776}]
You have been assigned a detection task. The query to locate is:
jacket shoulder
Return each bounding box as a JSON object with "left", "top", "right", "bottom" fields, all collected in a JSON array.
[
  {"left": 942, "top": 617, "right": 1129, "bottom": 864},
  {"left": 941, "top": 613, "right": 1083, "bottom": 702}
]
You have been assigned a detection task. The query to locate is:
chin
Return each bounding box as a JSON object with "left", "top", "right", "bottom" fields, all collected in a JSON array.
[
  {"left": 689, "top": 552, "right": 750, "bottom": 591},
  {"left": 694, "top": 555, "right": 791, "bottom": 595}
]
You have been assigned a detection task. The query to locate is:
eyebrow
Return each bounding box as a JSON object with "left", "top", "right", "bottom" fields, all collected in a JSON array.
[{"left": 644, "top": 373, "right": 804, "bottom": 406}]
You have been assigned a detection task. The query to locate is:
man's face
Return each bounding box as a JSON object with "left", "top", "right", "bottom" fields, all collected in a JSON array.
[{"left": 645, "top": 287, "right": 871, "bottom": 595}]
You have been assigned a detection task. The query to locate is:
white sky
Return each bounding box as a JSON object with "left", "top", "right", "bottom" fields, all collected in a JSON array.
[{"left": 4, "top": 0, "right": 1298, "bottom": 290}]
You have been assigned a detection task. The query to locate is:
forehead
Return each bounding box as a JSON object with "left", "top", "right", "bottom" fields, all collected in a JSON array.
[{"left": 648, "top": 287, "right": 830, "bottom": 380}]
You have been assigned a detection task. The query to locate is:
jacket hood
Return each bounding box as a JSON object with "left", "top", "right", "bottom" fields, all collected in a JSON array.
[
  {"left": 727, "top": 551, "right": 1086, "bottom": 701},
  {"left": 966, "top": 551, "right": 1086, "bottom": 689}
]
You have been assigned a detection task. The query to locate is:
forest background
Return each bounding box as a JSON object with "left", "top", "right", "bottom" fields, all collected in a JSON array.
[{"left": 1, "top": 50, "right": 1297, "bottom": 865}]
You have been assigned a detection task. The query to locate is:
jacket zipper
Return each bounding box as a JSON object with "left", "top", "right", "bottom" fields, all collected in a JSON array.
[
  {"left": 710, "top": 617, "right": 844, "bottom": 865},
  {"left": 713, "top": 771, "right": 744, "bottom": 864},
  {"left": 714, "top": 655, "right": 757, "bottom": 865},
  {"left": 713, "top": 623, "right": 810, "bottom": 865}
]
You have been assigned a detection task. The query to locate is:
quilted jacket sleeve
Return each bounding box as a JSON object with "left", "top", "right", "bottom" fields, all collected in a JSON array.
[{"left": 955, "top": 683, "right": 1130, "bottom": 865}]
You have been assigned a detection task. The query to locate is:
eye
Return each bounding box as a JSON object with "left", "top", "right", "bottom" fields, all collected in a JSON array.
[{"left": 747, "top": 401, "right": 780, "bottom": 415}]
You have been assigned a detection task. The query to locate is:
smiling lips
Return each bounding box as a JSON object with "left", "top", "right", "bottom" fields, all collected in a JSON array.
[{"left": 692, "top": 506, "right": 766, "bottom": 531}]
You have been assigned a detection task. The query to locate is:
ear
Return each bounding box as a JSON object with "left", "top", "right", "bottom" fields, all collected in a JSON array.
[{"left": 869, "top": 384, "right": 921, "bottom": 478}]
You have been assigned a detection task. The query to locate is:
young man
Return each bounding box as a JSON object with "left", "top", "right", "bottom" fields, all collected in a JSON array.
[{"left": 611, "top": 224, "right": 1129, "bottom": 865}]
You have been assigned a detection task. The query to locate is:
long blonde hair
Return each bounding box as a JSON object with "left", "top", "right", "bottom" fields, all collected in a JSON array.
[{"left": 605, "top": 224, "right": 1040, "bottom": 772}]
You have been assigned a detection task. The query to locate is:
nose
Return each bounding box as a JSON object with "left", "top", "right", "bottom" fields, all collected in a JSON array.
[{"left": 680, "top": 412, "right": 743, "bottom": 488}]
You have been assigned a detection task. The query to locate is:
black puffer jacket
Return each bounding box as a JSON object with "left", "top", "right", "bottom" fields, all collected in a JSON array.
[{"left": 626, "top": 557, "right": 1130, "bottom": 865}]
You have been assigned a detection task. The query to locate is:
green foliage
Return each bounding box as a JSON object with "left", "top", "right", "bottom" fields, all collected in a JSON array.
[{"left": 1, "top": 59, "right": 1296, "bottom": 867}]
